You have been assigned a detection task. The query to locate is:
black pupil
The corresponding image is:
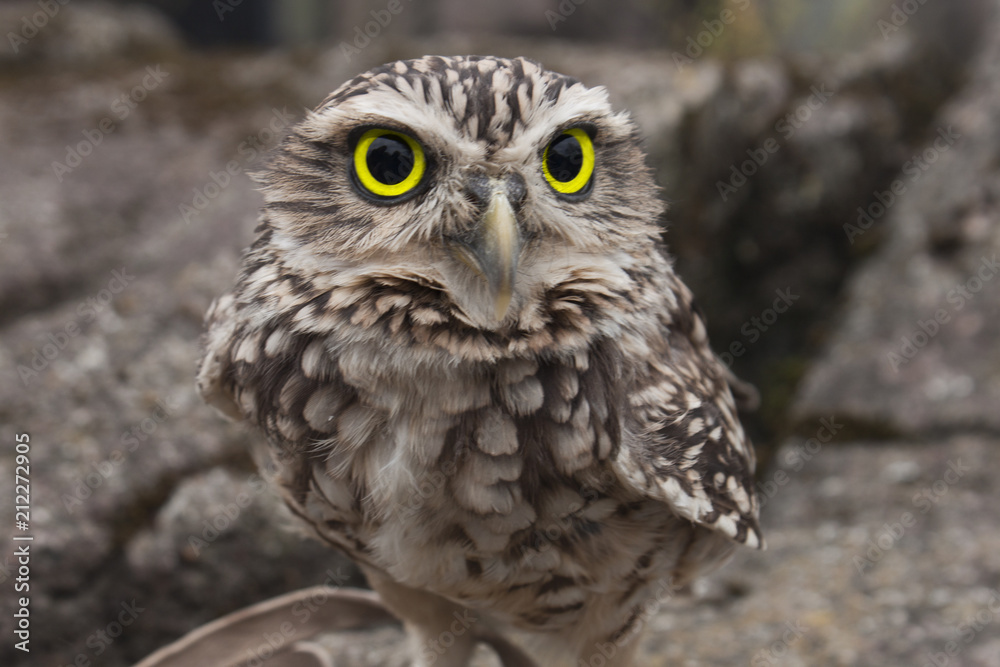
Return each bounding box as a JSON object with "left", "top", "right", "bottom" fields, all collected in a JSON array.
[
  {"left": 547, "top": 133, "right": 584, "bottom": 182},
  {"left": 367, "top": 135, "right": 414, "bottom": 185}
]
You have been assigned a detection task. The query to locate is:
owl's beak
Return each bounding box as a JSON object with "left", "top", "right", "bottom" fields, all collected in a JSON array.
[
  {"left": 450, "top": 190, "right": 520, "bottom": 321},
  {"left": 479, "top": 192, "right": 519, "bottom": 320}
]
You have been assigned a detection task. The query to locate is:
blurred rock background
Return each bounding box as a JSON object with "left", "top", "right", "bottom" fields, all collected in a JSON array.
[{"left": 0, "top": 0, "right": 998, "bottom": 665}]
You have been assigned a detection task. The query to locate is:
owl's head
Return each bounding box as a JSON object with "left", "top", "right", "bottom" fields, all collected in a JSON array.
[{"left": 258, "top": 55, "right": 664, "bottom": 331}]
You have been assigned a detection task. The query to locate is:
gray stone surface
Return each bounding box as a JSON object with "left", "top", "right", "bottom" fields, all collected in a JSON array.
[
  {"left": 0, "top": 1, "right": 997, "bottom": 666},
  {"left": 793, "top": 0, "right": 1000, "bottom": 437},
  {"left": 654, "top": 434, "right": 1000, "bottom": 667},
  {"left": 0, "top": 1, "right": 180, "bottom": 65}
]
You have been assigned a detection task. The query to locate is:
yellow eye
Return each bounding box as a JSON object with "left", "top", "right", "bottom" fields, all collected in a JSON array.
[
  {"left": 542, "top": 127, "right": 595, "bottom": 196},
  {"left": 352, "top": 128, "right": 426, "bottom": 199}
]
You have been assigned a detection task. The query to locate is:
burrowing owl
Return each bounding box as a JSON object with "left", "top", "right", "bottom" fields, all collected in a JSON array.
[{"left": 198, "top": 55, "right": 762, "bottom": 667}]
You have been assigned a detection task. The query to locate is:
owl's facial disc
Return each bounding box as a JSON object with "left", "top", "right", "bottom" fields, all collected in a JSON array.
[{"left": 448, "top": 184, "right": 520, "bottom": 322}]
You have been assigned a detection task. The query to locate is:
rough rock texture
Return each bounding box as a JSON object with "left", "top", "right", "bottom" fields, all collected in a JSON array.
[
  {"left": 0, "top": 1, "right": 180, "bottom": 65},
  {"left": 0, "top": 1, "right": 997, "bottom": 666},
  {"left": 793, "top": 9, "right": 1000, "bottom": 437},
  {"left": 648, "top": 434, "right": 1000, "bottom": 667}
]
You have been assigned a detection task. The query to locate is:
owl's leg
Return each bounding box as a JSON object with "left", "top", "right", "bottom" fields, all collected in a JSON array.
[{"left": 362, "top": 567, "right": 478, "bottom": 667}]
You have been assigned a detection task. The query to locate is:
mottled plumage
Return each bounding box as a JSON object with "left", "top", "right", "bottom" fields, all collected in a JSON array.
[{"left": 198, "top": 55, "right": 762, "bottom": 666}]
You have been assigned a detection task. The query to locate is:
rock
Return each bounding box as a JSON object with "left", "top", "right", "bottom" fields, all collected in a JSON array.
[
  {"left": 793, "top": 1, "right": 1000, "bottom": 436},
  {"left": 123, "top": 468, "right": 362, "bottom": 661},
  {"left": 311, "top": 625, "right": 507, "bottom": 667},
  {"left": 0, "top": 1, "right": 181, "bottom": 65},
  {"left": 638, "top": 434, "right": 1000, "bottom": 667}
]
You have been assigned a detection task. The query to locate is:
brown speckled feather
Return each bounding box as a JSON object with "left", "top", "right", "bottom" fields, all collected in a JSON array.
[{"left": 198, "top": 55, "right": 761, "bottom": 667}]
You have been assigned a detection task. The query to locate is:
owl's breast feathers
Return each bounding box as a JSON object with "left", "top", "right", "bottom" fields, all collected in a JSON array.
[{"left": 198, "top": 237, "right": 762, "bottom": 593}]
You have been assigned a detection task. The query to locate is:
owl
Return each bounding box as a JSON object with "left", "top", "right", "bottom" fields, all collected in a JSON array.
[{"left": 197, "top": 55, "right": 762, "bottom": 667}]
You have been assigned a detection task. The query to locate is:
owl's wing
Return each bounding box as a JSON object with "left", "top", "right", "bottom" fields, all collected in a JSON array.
[
  {"left": 197, "top": 293, "right": 245, "bottom": 421},
  {"left": 197, "top": 290, "right": 357, "bottom": 453},
  {"left": 611, "top": 297, "right": 765, "bottom": 550},
  {"left": 197, "top": 287, "right": 377, "bottom": 557}
]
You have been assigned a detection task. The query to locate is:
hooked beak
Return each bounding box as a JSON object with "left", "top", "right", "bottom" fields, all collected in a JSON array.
[{"left": 450, "top": 189, "right": 520, "bottom": 321}]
